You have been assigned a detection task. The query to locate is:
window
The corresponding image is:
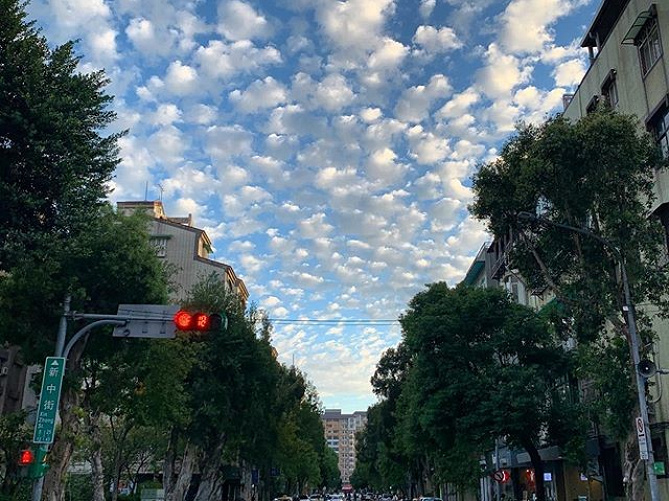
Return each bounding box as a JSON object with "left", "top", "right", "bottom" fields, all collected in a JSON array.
[
  {"left": 601, "top": 70, "right": 619, "bottom": 109},
  {"left": 655, "top": 107, "right": 669, "bottom": 158},
  {"left": 648, "top": 100, "right": 669, "bottom": 159},
  {"left": 637, "top": 17, "right": 662, "bottom": 75},
  {"left": 151, "top": 237, "right": 169, "bottom": 257},
  {"left": 586, "top": 95, "right": 600, "bottom": 114},
  {"left": 655, "top": 203, "right": 669, "bottom": 259}
]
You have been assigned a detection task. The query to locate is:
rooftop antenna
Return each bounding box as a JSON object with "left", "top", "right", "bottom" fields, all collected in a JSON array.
[{"left": 156, "top": 183, "right": 164, "bottom": 202}]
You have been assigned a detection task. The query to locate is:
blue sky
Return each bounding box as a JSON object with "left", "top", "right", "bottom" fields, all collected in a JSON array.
[{"left": 28, "top": 0, "right": 598, "bottom": 413}]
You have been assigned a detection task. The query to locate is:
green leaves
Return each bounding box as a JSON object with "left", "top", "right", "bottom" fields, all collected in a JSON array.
[
  {"left": 470, "top": 109, "right": 669, "bottom": 444},
  {"left": 0, "top": 0, "right": 121, "bottom": 269},
  {"left": 355, "top": 284, "right": 582, "bottom": 494}
]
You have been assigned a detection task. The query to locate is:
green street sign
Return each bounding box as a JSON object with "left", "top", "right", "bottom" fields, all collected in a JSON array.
[{"left": 32, "top": 357, "right": 66, "bottom": 444}]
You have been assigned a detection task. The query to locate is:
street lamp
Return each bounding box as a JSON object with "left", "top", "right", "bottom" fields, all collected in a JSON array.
[{"left": 517, "top": 211, "right": 660, "bottom": 501}]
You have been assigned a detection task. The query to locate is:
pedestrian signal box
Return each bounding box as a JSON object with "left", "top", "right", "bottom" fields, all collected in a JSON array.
[{"left": 18, "top": 449, "right": 35, "bottom": 466}]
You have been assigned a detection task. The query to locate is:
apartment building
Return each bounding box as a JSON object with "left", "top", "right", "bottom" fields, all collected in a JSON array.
[
  {"left": 561, "top": 0, "right": 669, "bottom": 498},
  {"left": 464, "top": 3, "right": 669, "bottom": 499},
  {"left": 322, "top": 409, "right": 367, "bottom": 484},
  {"left": 117, "top": 200, "right": 248, "bottom": 303}
]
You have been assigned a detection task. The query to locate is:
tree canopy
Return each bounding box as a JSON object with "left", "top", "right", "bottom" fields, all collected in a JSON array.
[
  {"left": 0, "top": 0, "right": 122, "bottom": 270},
  {"left": 354, "top": 284, "right": 582, "bottom": 501}
]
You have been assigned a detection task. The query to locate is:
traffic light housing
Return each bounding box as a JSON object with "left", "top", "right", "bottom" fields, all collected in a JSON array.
[
  {"left": 173, "top": 310, "right": 226, "bottom": 332},
  {"left": 17, "top": 446, "right": 49, "bottom": 478},
  {"left": 18, "top": 449, "right": 34, "bottom": 467}
]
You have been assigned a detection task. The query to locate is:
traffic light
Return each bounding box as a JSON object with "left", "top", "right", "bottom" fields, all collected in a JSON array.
[
  {"left": 17, "top": 446, "right": 48, "bottom": 478},
  {"left": 18, "top": 449, "right": 34, "bottom": 466},
  {"left": 173, "top": 310, "right": 225, "bottom": 332}
]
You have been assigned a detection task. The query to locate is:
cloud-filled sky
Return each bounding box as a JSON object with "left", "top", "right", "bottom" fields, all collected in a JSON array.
[{"left": 28, "top": 0, "right": 596, "bottom": 412}]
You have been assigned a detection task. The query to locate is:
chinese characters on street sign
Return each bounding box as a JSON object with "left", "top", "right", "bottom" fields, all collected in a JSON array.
[{"left": 33, "top": 357, "right": 65, "bottom": 444}]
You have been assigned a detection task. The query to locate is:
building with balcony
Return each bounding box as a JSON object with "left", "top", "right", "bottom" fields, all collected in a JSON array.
[{"left": 560, "top": 0, "right": 669, "bottom": 498}]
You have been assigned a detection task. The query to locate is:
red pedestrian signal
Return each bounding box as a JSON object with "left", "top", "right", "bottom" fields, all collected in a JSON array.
[
  {"left": 18, "top": 449, "right": 35, "bottom": 466},
  {"left": 173, "top": 310, "right": 223, "bottom": 332}
]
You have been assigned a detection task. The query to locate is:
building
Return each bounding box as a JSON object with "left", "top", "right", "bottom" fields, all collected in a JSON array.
[
  {"left": 117, "top": 200, "right": 248, "bottom": 303},
  {"left": 560, "top": 0, "right": 669, "bottom": 498},
  {"left": 462, "top": 1, "right": 669, "bottom": 498},
  {"left": 322, "top": 409, "right": 367, "bottom": 484}
]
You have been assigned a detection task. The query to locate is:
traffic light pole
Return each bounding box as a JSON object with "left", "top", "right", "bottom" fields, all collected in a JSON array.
[
  {"left": 30, "top": 301, "right": 175, "bottom": 500},
  {"left": 31, "top": 294, "right": 70, "bottom": 501}
]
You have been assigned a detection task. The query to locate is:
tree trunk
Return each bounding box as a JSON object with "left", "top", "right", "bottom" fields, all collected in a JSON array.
[
  {"left": 193, "top": 433, "right": 227, "bottom": 501},
  {"left": 520, "top": 439, "right": 545, "bottom": 501},
  {"left": 623, "top": 432, "right": 645, "bottom": 501},
  {"left": 42, "top": 386, "right": 81, "bottom": 501},
  {"left": 110, "top": 420, "right": 131, "bottom": 501},
  {"left": 164, "top": 433, "right": 196, "bottom": 501},
  {"left": 89, "top": 411, "right": 107, "bottom": 501}
]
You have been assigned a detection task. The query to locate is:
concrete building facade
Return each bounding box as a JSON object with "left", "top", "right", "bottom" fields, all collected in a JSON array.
[
  {"left": 463, "top": 2, "right": 669, "bottom": 499},
  {"left": 322, "top": 409, "right": 367, "bottom": 484},
  {"left": 561, "top": 0, "right": 669, "bottom": 498},
  {"left": 117, "top": 200, "right": 248, "bottom": 303}
]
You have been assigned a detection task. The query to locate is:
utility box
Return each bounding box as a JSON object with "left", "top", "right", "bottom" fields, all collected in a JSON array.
[{"left": 141, "top": 488, "right": 165, "bottom": 500}]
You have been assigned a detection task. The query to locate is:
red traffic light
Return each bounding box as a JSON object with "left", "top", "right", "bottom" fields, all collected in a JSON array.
[
  {"left": 173, "top": 310, "right": 222, "bottom": 331},
  {"left": 19, "top": 449, "right": 35, "bottom": 466}
]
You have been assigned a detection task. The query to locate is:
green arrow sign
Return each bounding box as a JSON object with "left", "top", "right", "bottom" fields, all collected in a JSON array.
[{"left": 33, "top": 357, "right": 66, "bottom": 444}]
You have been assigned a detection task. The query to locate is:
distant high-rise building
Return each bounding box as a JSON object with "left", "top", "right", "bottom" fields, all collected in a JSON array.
[{"left": 322, "top": 409, "right": 367, "bottom": 484}]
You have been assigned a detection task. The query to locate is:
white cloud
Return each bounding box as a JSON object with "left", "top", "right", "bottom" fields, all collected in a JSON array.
[
  {"left": 437, "top": 87, "right": 480, "bottom": 119},
  {"left": 316, "top": 0, "right": 395, "bottom": 53},
  {"left": 413, "top": 25, "right": 463, "bottom": 55},
  {"left": 360, "top": 108, "right": 383, "bottom": 123},
  {"left": 553, "top": 58, "right": 588, "bottom": 87},
  {"left": 217, "top": 0, "right": 270, "bottom": 41},
  {"left": 395, "top": 74, "right": 452, "bottom": 123},
  {"left": 205, "top": 125, "right": 255, "bottom": 160},
  {"left": 49, "top": 0, "right": 110, "bottom": 27},
  {"left": 407, "top": 126, "right": 451, "bottom": 164},
  {"left": 229, "top": 77, "right": 288, "bottom": 113},
  {"left": 195, "top": 40, "right": 282, "bottom": 80},
  {"left": 292, "top": 73, "right": 356, "bottom": 112},
  {"left": 499, "top": 0, "right": 588, "bottom": 54},
  {"left": 149, "top": 103, "right": 182, "bottom": 126},
  {"left": 476, "top": 43, "right": 532, "bottom": 99},
  {"left": 419, "top": 0, "right": 436, "bottom": 19},
  {"left": 368, "top": 37, "right": 409, "bottom": 70},
  {"left": 164, "top": 61, "right": 199, "bottom": 95}
]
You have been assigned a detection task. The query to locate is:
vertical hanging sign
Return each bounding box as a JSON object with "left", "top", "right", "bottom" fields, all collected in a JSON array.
[
  {"left": 33, "top": 357, "right": 66, "bottom": 444},
  {"left": 636, "top": 416, "right": 650, "bottom": 460}
]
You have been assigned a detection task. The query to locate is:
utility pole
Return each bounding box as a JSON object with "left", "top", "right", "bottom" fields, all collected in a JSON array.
[{"left": 517, "top": 212, "right": 661, "bottom": 501}]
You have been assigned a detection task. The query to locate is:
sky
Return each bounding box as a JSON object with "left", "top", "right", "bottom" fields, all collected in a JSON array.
[{"left": 27, "top": 0, "right": 599, "bottom": 413}]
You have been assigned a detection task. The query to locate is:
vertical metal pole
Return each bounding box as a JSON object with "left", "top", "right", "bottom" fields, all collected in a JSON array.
[
  {"left": 54, "top": 294, "right": 71, "bottom": 358},
  {"left": 620, "top": 264, "right": 660, "bottom": 501},
  {"left": 32, "top": 294, "right": 71, "bottom": 501},
  {"left": 495, "top": 440, "right": 501, "bottom": 501}
]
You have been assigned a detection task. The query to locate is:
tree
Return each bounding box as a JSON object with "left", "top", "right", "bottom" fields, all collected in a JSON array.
[
  {"left": 470, "top": 110, "right": 669, "bottom": 493},
  {"left": 0, "top": 0, "right": 122, "bottom": 271},
  {"left": 398, "top": 283, "right": 583, "bottom": 501}
]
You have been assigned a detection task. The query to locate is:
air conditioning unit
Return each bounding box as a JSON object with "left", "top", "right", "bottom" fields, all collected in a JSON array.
[{"left": 0, "top": 366, "right": 8, "bottom": 376}]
